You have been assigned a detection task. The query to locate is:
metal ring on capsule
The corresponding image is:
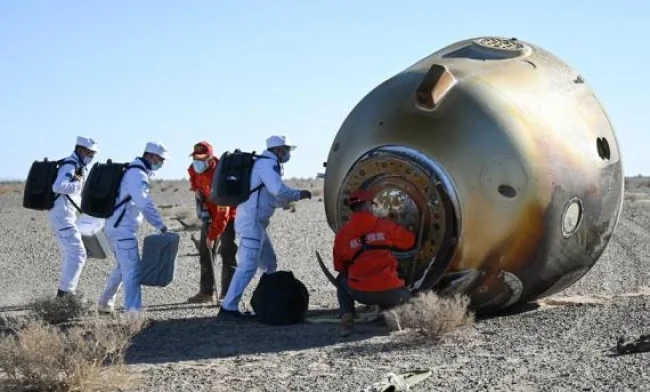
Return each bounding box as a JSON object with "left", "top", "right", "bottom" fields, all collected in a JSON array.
[{"left": 336, "top": 145, "right": 461, "bottom": 291}]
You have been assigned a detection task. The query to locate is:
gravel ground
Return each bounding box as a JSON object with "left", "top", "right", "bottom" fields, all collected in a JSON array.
[{"left": 0, "top": 178, "right": 648, "bottom": 391}]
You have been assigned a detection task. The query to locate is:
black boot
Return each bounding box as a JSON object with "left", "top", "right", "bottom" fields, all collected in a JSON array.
[{"left": 56, "top": 289, "right": 73, "bottom": 298}]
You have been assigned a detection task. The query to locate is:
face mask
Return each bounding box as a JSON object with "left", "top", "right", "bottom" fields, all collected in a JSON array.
[
  {"left": 151, "top": 161, "right": 163, "bottom": 171},
  {"left": 192, "top": 159, "right": 207, "bottom": 173},
  {"left": 82, "top": 156, "right": 93, "bottom": 166},
  {"left": 278, "top": 150, "right": 290, "bottom": 163}
]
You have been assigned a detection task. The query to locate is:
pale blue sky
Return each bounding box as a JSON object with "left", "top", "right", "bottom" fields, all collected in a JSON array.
[{"left": 1, "top": 1, "right": 647, "bottom": 180}]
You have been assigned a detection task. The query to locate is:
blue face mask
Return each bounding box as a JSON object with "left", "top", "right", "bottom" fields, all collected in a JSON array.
[
  {"left": 151, "top": 161, "right": 163, "bottom": 171},
  {"left": 192, "top": 159, "right": 208, "bottom": 173},
  {"left": 82, "top": 156, "right": 93, "bottom": 166}
]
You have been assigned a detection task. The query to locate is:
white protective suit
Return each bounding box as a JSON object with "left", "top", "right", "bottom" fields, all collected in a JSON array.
[
  {"left": 98, "top": 157, "right": 167, "bottom": 312},
  {"left": 49, "top": 152, "right": 88, "bottom": 294},
  {"left": 221, "top": 149, "right": 302, "bottom": 311}
]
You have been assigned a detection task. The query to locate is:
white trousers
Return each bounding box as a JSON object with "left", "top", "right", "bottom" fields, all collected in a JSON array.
[
  {"left": 98, "top": 237, "right": 142, "bottom": 312},
  {"left": 220, "top": 229, "right": 277, "bottom": 311},
  {"left": 54, "top": 225, "right": 87, "bottom": 293}
]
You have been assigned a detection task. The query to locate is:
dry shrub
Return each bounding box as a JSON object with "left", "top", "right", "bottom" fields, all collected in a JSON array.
[
  {"left": 172, "top": 207, "right": 195, "bottom": 221},
  {"left": 160, "top": 206, "right": 200, "bottom": 230},
  {"left": 383, "top": 292, "right": 475, "bottom": 340},
  {"left": 29, "top": 295, "right": 92, "bottom": 325},
  {"left": 0, "top": 182, "right": 22, "bottom": 195},
  {"left": 172, "top": 215, "right": 202, "bottom": 232},
  {"left": 0, "top": 314, "right": 147, "bottom": 392},
  {"left": 159, "top": 205, "right": 186, "bottom": 219}
]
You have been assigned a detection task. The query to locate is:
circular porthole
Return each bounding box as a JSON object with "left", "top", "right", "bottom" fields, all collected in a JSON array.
[
  {"left": 337, "top": 146, "right": 459, "bottom": 291},
  {"left": 562, "top": 198, "right": 583, "bottom": 238},
  {"left": 480, "top": 156, "right": 527, "bottom": 203}
]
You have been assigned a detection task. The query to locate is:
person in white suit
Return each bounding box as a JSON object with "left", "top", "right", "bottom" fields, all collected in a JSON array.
[
  {"left": 219, "top": 135, "right": 312, "bottom": 318},
  {"left": 50, "top": 136, "right": 99, "bottom": 298},
  {"left": 97, "top": 141, "right": 169, "bottom": 313}
]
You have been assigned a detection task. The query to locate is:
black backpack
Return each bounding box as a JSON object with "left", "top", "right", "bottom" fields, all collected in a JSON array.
[
  {"left": 23, "top": 157, "right": 81, "bottom": 211},
  {"left": 250, "top": 270, "right": 310, "bottom": 325},
  {"left": 209, "top": 150, "right": 270, "bottom": 206},
  {"left": 80, "top": 159, "right": 146, "bottom": 220}
]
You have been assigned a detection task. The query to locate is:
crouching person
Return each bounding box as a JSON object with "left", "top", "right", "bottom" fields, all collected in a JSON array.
[
  {"left": 332, "top": 190, "right": 416, "bottom": 337},
  {"left": 97, "top": 142, "right": 170, "bottom": 314}
]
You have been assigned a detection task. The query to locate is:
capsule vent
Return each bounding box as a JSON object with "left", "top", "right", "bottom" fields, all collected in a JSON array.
[
  {"left": 469, "top": 37, "right": 532, "bottom": 59},
  {"left": 476, "top": 37, "right": 524, "bottom": 51}
]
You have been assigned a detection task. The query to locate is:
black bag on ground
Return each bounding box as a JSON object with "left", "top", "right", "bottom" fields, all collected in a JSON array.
[
  {"left": 80, "top": 159, "right": 145, "bottom": 218},
  {"left": 23, "top": 157, "right": 79, "bottom": 211},
  {"left": 210, "top": 150, "right": 269, "bottom": 206},
  {"left": 250, "top": 270, "right": 309, "bottom": 325}
]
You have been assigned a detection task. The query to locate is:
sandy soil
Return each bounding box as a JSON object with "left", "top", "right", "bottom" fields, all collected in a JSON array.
[{"left": 0, "top": 177, "right": 648, "bottom": 391}]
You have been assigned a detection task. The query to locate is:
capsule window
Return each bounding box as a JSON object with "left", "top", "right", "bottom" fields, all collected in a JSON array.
[{"left": 562, "top": 198, "right": 583, "bottom": 237}]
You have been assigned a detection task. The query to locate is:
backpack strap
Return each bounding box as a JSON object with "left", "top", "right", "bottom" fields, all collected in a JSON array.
[
  {"left": 65, "top": 195, "right": 82, "bottom": 214},
  {"left": 56, "top": 158, "right": 78, "bottom": 167},
  {"left": 53, "top": 159, "right": 83, "bottom": 213},
  {"left": 248, "top": 153, "right": 272, "bottom": 196},
  {"left": 113, "top": 164, "right": 148, "bottom": 228}
]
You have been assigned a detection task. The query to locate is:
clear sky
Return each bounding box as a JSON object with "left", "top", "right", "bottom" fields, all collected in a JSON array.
[{"left": 1, "top": 1, "right": 647, "bottom": 180}]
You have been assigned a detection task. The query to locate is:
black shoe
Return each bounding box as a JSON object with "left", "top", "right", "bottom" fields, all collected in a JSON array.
[
  {"left": 218, "top": 308, "right": 254, "bottom": 320},
  {"left": 56, "top": 289, "right": 73, "bottom": 298}
]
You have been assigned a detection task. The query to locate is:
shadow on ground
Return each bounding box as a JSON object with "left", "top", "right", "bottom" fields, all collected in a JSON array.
[
  {"left": 0, "top": 305, "right": 31, "bottom": 313},
  {"left": 474, "top": 302, "right": 543, "bottom": 321},
  {"left": 125, "top": 309, "right": 391, "bottom": 364}
]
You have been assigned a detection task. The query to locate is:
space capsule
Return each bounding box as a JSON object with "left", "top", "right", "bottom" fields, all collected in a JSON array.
[{"left": 321, "top": 37, "right": 624, "bottom": 316}]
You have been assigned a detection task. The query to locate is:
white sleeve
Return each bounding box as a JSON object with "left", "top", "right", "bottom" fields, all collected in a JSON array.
[
  {"left": 257, "top": 159, "right": 301, "bottom": 202},
  {"left": 52, "top": 162, "right": 81, "bottom": 195},
  {"left": 124, "top": 170, "right": 166, "bottom": 230}
]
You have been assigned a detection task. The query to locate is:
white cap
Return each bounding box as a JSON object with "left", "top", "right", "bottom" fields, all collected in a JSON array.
[
  {"left": 266, "top": 135, "right": 296, "bottom": 150},
  {"left": 76, "top": 136, "right": 99, "bottom": 152},
  {"left": 144, "top": 141, "right": 170, "bottom": 159}
]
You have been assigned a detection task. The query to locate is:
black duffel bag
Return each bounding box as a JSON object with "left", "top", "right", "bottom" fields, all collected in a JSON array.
[{"left": 250, "top": 270, "right": 309, "bottom": 325}]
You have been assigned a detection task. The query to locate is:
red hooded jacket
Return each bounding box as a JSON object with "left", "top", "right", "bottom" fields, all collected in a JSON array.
[
  {"left": 188, "top": 157, "right": 236, "bottom": 241},
  {"left": 332, "top": 211, "right": 416, "bottom": 292}
]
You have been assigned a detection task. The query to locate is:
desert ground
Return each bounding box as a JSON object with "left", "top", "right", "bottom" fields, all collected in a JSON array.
[{"left": 0, "top": 176, "right": 648, "bottom": 391}]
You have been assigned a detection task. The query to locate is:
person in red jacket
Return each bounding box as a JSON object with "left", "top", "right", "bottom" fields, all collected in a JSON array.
[
  {"left": 187, "top": 141, "right": 238, "bottom": 303},
  {"left": 332, "top": 189, "right": 416, "bottom": 336}
]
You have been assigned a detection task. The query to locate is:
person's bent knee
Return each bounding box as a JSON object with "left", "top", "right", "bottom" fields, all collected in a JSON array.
[
  {"left": 351, "top": 287, "right": 411, "bottom": 308},
  {"left": 74, "top": 244, "right": 87, "bottom": 259}
]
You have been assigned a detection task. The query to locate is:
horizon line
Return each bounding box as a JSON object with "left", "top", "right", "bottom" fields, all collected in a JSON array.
[
  {"left": 1, "top": 175, "right": 649, "bottom": 183},
  {"left": 0, "top": 176, "right": 326, "bottom": 183}
]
